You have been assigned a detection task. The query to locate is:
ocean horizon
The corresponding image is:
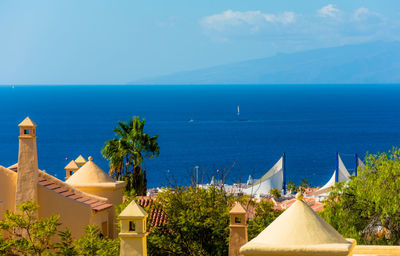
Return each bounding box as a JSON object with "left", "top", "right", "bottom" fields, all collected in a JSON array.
[{"left": 0, "top": 84, "right": 399, "bottom": 188}]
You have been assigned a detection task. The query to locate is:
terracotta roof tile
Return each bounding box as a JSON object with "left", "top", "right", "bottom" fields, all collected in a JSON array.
[
  {"left": 137, "top": 196, "right": 167, "bottom": 228},
  {"left": 54, "top": 187, "right": 69, "bottom": 193},
  {"left": 67, "top": 194, "right": 82, "bottom": 200},
  {"left": 84, "top": 199, "right": 98, "bottom": 205},
  {"left": 60, "top": 191, "right": 74, "bottom": 197},
  {"left": 93, "top": 203, "right": 113, "bottom": 211},
  {"left": 76, "top": 197, "right": 91, "bottom": 203},
  {"left": 47, "top": 184, "right": 61, "bottom": 190},
  {"left": 91, "top": 201, "right": 106, "bottom": 208},
  {"left": 39, "top": 180, "right": 54, "bottom": 186}
]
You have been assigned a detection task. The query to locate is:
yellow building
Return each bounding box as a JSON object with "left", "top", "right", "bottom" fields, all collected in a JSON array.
[{"left": 0, "top": 117, "right": 125, "bottom": 238}]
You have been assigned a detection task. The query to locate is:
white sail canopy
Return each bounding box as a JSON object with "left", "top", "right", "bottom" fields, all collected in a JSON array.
[
  {"left": 313, "top": 154, "right": 351, "bottom": 195},
  {"left": 357, "top": 156, "right": 365, "bottom": 170},
  {"left": 242, "top": 157, "right": 283, "bottom": 196}
]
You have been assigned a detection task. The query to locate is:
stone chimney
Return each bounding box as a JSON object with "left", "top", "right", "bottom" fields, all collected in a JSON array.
[
  {"left": 119, "top": 200, "right": 148, "bottom": 256},
  {"left": 15, "top": 117, "right": 39, "bottom": 206},
  {"left": 64, "top": 160, "right": 79, "bottom": 180},
  {"left": 229, "top": 202, "right": 248, "bottom": 256}
]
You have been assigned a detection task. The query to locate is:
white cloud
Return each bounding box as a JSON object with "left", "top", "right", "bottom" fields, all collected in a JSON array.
[
  {"left": 200, "top": 6, "right": 397, "bottom": 46},
  {"left": 318, "top": 4, "right": 340, "bottom": 18},
  {"left": 352, "top": 7, "right": 383, "bottom": 22},
  {"left": 200, "top": 10, "right": 295, "bottom": 32}
]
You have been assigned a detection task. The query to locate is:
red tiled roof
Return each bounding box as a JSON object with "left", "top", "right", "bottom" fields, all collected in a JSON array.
[
  {"left": 9, "top": 164, "right": 112, "bottom": 212},
  {"left": 277, "top": 196, "right": 324, "bottom": 212},
  {"left": 137, "top": 196, "right": 167, "bottom": 227},
  {"left": 38, "top": 176, "right": 112, "bottom": 212}
]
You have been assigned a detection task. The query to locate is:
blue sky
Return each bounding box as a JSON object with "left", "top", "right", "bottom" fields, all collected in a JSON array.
[{"left": 0, "top": 0, "right": 399, "bottom": 84}]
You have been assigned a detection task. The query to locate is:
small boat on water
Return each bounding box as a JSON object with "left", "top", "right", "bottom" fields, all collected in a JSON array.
[{"left": 237, "top": 105, "right": 240, "bottom": 116}]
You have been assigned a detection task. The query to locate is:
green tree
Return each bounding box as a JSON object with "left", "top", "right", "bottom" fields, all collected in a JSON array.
[
  {"left": 247, "top": 200, "right": 282, "bottom": 240},
  {"left": 102, "top": 116, "right": 160, "bottom": 195},
  {"left": 145, "top": 186, "right": 244, "bottom": 256},
  {"left": 300, "top": 178, "right": 311, "bottom": 188},
  {"left": 321, "top": 148, "right": 400, "bottom": 244},
  {"left": 0, "top": 201, "right": 61, "bottom": 256},
  {"left": 287, "top": 180, "right": 297, "bottom": 193},
  {"left": 74, "top": 225, "right": 119, "bottom": 256},
  {"left": 269, "top": 188, "right": 281, "bottom": 199},
  {"left": 55, "top": 229, "right": 76, "bottom": 256}
]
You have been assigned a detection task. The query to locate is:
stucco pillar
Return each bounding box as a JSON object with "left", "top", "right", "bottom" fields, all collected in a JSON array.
[
  {"left": 15, "top": 117, "right": 39, "bottom": 207},
  {"left": 119, "top": 200, "right": 148, "bottom": 256},
  {"left": 229, "top": 202, "right": 248, "bottom": 256}
]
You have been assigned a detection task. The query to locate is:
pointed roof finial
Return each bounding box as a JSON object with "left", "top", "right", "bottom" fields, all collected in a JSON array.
[
  {"left": 75, "top": 155, "right": 87, "bottom": 165},
  {"left": 230, "top": 202, "right": 247, "bottom": 214},
  {"left": 64, "top": 160, "right": 79, "bottom": 170},
  {"left": 119, "top": 200, "right": 148, "bottom": 219},
  {"left": 18, "top": 117, "right": 37, "bottom": 127}
]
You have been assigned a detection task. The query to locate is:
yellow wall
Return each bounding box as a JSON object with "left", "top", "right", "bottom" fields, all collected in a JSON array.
[
  {"left": 353, "top": 245, "right": 400, "bottom": 255},
  {"left": 74, "top": 186, "right": 124, "bottom": 238},
  {"left": 89, "top": 208, "right": 110, "bottom": 236},
  {"left": 37, "top": 185, "right": 91, "bottom": 238},
  {"left": 75, "top": 186, "right": 124, "bottom": 206},
  {"left": 120, "top": 236, "right": 148, "bottom": 256},
  {"left": 0, "top": 166, "right": 17, "bottom": 219}
]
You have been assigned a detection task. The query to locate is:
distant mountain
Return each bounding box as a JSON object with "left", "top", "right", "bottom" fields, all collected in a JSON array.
[{"left": 135, "top": 41, "right": 400, "bottom": 84}]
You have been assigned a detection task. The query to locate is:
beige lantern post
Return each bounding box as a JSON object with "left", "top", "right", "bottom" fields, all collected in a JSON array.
[
  {"left": 64, "top": 160, "right": 79, "bottom": 180},
  {"left": 119, "top": 200, "right": 148, "bottom": 256},
  {"left": 240, "top": 193, "right": 356, "bottom": 256},
  {"left": 229, "top": 202, "right": 248, "bottom": 256},
  {"left": 75, "top": 155, "right": 87, "bottom": 167}
]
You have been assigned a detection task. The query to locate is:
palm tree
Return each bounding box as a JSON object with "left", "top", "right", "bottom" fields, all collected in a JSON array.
[{"left": 102, "top": 116, "right": 160, "bottom": 195}]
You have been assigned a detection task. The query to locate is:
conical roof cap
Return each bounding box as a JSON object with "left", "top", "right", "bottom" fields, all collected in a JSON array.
[
  {"left": 119, "top": 200, "right": 148, "bottom": 219},
  {"left": 240, "top": 193, "right": 355, "bottom": 255},
  {"left": 75, "top": 155, "right": 87, "bottom": 165},
  {"left": 18, "top": 117, "right": 36, "bottom": 127},
  {"left": 66, "top": 157, "right": 114, "bottom": 185},
  {"left": 230, "top": 202, "right": 246, "bottom": 214},
  {"left": 64, "top": 160, "right": 79, "bottom": 170}
]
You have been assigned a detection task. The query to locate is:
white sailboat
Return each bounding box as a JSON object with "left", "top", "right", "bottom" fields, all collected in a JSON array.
[{"left": 237, "top": 105, "right": 240, "bottom": 116}]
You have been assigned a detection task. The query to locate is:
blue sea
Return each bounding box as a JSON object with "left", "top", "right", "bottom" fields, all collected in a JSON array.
[{"left": 0, "top": 84, "right": 399, "bottom": 188}]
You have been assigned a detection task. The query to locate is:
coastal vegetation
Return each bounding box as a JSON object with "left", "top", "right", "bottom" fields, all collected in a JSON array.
[
  {"left": 119, "top": 186, "right": 282, "bottom": 256},
  {"left": 102, "top": 116, "right": 160, "bottom": 196},
  {"left": 321, "top": 148, "right": 400, "bottom": 245}
]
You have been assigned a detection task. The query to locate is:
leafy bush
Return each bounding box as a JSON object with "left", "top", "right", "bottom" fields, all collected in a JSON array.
[
  {"left": 147, "top": 186, "right": 239, "bottom": 256},
  {"left": 321, "top": 148, "right": 400, "bottom": 244},
  {"left": 247, "top": 200, "right": 282, "bottom": 240}
]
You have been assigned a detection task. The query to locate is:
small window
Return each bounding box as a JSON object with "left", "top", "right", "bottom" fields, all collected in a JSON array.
[
  {"left": 235, "top": 217, "right": 241, "bottom": 224},
  {"left": 24, "top": 129, "right": 30, "bottom": 134},
  {"left": 129, "top": 221, "right": 136, "bottom": 231},
  {"left": 70, "top": 171, "right": 73, "bottom": 175}
]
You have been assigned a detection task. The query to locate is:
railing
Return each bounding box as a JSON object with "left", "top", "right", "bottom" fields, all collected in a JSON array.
[{"left": 353, "top": 245, "right": 400, "bottom": 255}]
